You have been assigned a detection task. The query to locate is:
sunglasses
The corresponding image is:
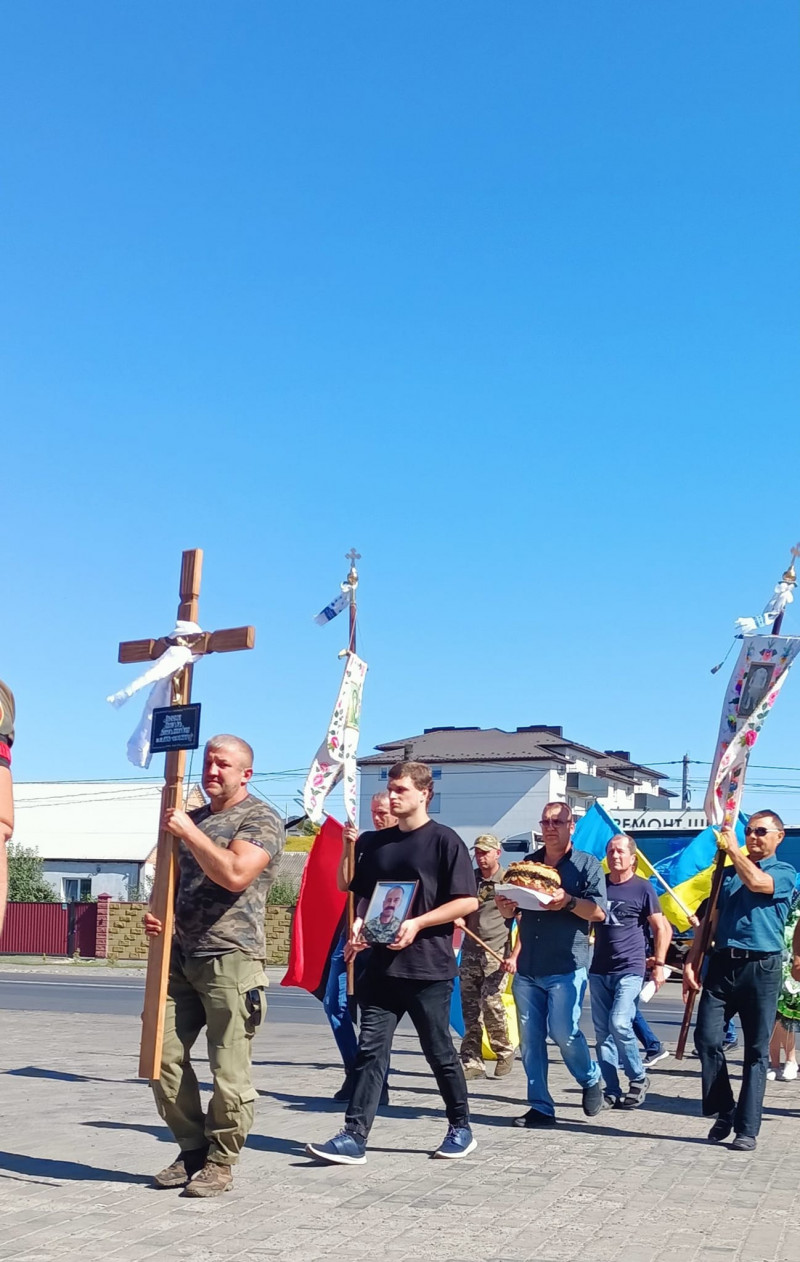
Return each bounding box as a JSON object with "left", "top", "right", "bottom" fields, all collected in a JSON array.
[
  {"left": 540, "top": 818, "right": 569, "bottom": 828},
  {"left": 744, "top": 826, "right": 776, "bottom": 838}
]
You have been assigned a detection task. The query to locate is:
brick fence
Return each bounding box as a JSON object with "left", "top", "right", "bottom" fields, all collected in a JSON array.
[{"left": 98, "top": 896, "right": 295, "bottom": 964}]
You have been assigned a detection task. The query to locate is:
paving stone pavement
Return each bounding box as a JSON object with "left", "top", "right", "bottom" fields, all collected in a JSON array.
[{"left": 1, "top": 978, "right": 799, "bottom": 1262}]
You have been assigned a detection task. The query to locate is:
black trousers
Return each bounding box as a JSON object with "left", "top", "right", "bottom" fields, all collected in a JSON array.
[
  {"left": 345, "top": 974, "right": 469, "bottom": 1142},
  {"left": 694, "top": 950, "right": 781, "bottom": 1138}
]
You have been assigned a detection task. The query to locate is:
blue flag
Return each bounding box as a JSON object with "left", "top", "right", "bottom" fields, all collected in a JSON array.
[{"left": 572, "top": 802, "right": 622, "bottom": 861}]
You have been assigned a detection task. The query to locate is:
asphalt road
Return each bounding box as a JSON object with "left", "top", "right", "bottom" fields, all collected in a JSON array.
[
  {"left": 0, "top": 971, "right": 688, "bottom": 1043},
  {"left": 0, "top": 972, "right": 324, "bottom": 1022}
]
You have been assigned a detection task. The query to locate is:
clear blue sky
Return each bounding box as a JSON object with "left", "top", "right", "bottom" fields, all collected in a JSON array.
[{"left": 3, "top": 3, "right": 800, "bottom": 819}]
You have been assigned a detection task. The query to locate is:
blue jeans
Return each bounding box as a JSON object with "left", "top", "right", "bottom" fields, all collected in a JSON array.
[
  {"left": 513, "top": 969, "right": 601, "bottom": 1117},
  {"left": 322, "top": 935, "right": 359, "bottom": 1073},
  {"left": 589, "top": 973, "right": 646, "bottom": 1098},
  {"left": 632, "top": 1003, "right": 661, "bottom": 1056}
]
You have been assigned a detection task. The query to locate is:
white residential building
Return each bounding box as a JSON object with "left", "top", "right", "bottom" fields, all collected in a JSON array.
[
  {"left": 358, "top": 725, "right": 672, "bottom": 851},
  {"left": 12, "top": 781, "right": 162, "bottom": 900}
]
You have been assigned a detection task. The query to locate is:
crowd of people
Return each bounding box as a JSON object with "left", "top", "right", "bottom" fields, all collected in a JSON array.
[
  {"left": 128, "top": 740, "right": 798, "bottom": 1192},
  {"left": 4, "top": 704, "right": 791, "bottom": 1196}
]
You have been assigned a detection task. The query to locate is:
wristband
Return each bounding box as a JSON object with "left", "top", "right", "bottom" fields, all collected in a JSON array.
[{"left": 652, "top": 960, "right": 666, "bottom": 967}]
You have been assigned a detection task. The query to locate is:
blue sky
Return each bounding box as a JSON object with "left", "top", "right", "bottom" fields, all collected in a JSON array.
[{"left": 3, "top": 2, "right": 800, "bottom": 819}]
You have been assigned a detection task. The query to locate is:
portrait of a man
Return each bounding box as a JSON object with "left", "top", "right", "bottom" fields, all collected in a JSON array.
[
  {"left": 738, "top": 662, "right": 775, "bottom": 720},
  {"left": 361, "top": 881, "right": 417, "bottom": 946}
]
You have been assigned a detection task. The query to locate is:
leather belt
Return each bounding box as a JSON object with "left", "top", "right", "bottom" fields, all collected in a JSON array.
[{"left": 720, "top": 947, "right": 780, "bottom": 961}]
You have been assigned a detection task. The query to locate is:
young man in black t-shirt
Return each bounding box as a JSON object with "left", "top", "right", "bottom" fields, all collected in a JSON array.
[{"left": 306, "top": 761, "right": 479, "bottom": 1165}]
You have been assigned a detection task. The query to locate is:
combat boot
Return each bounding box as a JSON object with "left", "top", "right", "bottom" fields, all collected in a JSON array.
[
  {"left": 182, "top": 1161, "right": 234, "bottom": 1198},
  {"left": 153, "top": 1146, "right": 209, "bottom": 1189}
]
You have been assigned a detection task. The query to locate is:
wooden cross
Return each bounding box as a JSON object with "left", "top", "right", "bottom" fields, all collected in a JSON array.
[{"left": 116, "top": 548, "right": 255, "bottom": 1079}]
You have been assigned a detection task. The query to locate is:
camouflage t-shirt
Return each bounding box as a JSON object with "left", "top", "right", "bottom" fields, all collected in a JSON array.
[{"left": 174, "top": 794, "right": 285, "bottom": 958}]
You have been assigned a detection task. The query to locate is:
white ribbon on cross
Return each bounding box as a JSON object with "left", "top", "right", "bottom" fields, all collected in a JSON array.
[{"left": 106, "top": 621, "right": 203, "bottom": 768}]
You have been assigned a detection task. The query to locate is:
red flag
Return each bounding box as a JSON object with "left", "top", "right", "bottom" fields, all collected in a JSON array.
[{"left": 281, "top": 816, "right": 347, "bottom": 994}]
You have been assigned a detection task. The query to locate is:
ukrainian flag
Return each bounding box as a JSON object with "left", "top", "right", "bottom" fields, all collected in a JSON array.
[
  {"left": 652, "top": 816, "right": 747, "bottom": 932},
  {"left": 572, "top": 801, "right": 621, "bottom": 860},
  {"left": 573, "top": 803, "right": 746, "bottom": 932}
]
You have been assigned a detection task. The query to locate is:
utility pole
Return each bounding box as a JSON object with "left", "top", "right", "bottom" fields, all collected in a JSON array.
[{"left": 681, "top": 754, "right": 691, "bottom": 810}]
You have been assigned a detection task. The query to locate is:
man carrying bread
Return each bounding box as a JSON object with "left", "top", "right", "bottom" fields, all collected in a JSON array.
[{"left": 496, "top": 801, "right": 607, "bottom": 1127}]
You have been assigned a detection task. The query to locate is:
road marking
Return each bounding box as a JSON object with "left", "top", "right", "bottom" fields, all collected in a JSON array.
[
  {"left": 0, "top": 980, "right": 144, "bottom": 990},
  {"left": 0, "top": 978, "right": 317, "bottom": 1003}
]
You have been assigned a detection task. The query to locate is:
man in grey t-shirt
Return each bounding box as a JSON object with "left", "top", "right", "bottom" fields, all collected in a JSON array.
[{"left": 144, "top": 734, "right": 284, "bottom": 1197}]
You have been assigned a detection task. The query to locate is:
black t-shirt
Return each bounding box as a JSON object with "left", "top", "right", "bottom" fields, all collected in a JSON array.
[{"left": 351, "top": 820, "right": 477, "bottom": 981}]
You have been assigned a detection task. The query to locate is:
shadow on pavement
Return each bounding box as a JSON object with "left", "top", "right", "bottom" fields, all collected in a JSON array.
[
  {"left": 83, "top": 1121, "right": 171, "bottom": 1141},
  {"left": 0, "top": 1151, "right": 151, "bottom": 1184},
  {"left": 253, "top": 1059, "right": 341, "bottom": 1072},
  {"left": 85, "top": 1119, "right": 306, "bottom": 1157},
  {"left": 5, "top": 1065, "right": 141, "bottom": 1086}
]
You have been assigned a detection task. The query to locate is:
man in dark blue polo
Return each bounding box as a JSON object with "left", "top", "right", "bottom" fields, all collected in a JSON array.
[
  {"left": 684, "top": 809, "right": 796, "bottom": 1152},
  {"left": 496, "top": 801, "right": 607, "bottom": 1127}
]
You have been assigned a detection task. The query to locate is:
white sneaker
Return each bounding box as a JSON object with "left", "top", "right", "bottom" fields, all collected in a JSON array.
[
  {"left": 767, "top": 1068, "right": 778, "bottom": 1080},
  {"left": 782, "top": 1060, "right": 798, "bottom": 1081}
]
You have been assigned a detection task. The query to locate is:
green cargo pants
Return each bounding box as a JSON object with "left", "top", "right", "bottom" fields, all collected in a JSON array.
[{"left": 151, "top": 947, "right": 268, "bottom": 1166}]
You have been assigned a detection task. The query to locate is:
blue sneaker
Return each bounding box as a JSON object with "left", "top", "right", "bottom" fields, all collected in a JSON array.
[
  {"left": 305, "top": 1129, "right": 367, "bottom": 1165},
  {"left": 433, "top": 1125, "right": 477, "bottom": 1159}
]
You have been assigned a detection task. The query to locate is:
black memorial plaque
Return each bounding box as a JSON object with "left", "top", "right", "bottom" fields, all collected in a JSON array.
[{"left": 151, "top": 703, "right": 202, "bottom": 753}]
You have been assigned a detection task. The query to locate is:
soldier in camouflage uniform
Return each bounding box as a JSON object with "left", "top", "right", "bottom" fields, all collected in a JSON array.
[
  {"left": 362, "top": 885, "right": 405, "bottom": 945},
  {"left": 0, "top": 680, "right": 15, "bottom": 934},
  {"left": 458, "top": 834, "right": 515, "bottom": 1080},
  {"left": 144, "top": 734, "right": 284, "bottom": 1198}
]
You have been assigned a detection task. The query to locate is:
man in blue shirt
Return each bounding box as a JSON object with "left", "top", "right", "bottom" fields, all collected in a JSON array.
[
  {"left": 496, "top": 802, "right": 607, "bottom": 1127},
  {"left": 684, "top": 809, "right": 796, "bottom": 1152}
]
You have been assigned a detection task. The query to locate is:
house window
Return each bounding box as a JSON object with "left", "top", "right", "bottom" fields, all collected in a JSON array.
[
  {"left": 432, "top": 768, "right": 442, "bottom": 780},
  {"left": 380, "top": 769, "right": 388, "bottom": 780},
  {"left": 63, "top": 878, "right": 92, "bottom": 902},
  {"left": 429, "top": 793, "right": 441, "bottom": 814}
]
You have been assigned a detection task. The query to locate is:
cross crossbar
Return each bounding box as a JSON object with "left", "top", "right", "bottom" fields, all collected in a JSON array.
[{"left": 119, "top": 626, "right": 255, "bottom": 664}]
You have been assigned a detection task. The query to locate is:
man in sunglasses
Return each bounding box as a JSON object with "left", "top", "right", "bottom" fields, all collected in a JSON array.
[
  {"left": 495, "top": 802, "right": 607, "bottom": 1127},
  {"left": 684, "top": 810, "right": 796, "bottom": 1151}
]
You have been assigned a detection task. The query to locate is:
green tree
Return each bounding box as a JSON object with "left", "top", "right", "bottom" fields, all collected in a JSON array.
[{"left": 7, "top": 843, "right": 57, "bottom": 902}]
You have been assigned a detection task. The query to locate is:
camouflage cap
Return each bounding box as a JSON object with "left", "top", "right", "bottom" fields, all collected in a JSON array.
[
  {"left": 0, "top": 679, "right": 14, "bottom": 746},
  {"left": 474, "top": 833, "right": 501, "bottom": 852}
]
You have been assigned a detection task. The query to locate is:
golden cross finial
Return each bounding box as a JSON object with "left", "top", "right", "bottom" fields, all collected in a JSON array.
[{"left": 784, "top": 543, "right": 800, "bottom": 585}]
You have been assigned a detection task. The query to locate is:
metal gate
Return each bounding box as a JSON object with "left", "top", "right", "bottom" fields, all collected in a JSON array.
[
  {"left": 0, "top": 902, "right": 69, "bottom": 954},
  {"left": 68, "top": 902, "right": 97, "bottom": 956}
]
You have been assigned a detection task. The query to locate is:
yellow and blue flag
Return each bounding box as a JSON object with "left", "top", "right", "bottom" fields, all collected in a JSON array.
[
  {"left": 572, "top": 802, "right": 747, "bottom": 932},
  {"left": 652, "top": 816, "right": 747, "bottom": 931}
]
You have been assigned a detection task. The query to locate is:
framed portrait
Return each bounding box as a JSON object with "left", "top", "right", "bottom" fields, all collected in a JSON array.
[
  {"left": 738, "top": 661, "right": 775, "bottom": 720},
  {"left": 361, "top": 880, "right": 418, "bottom": 946}
]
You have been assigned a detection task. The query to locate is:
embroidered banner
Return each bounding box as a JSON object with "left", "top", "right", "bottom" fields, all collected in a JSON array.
[
  {"left": 705, "top": 634, "right": 800, "bottom": 826},
  {"left": 303, "top": 653, "right": 368, "bottom": 825}
]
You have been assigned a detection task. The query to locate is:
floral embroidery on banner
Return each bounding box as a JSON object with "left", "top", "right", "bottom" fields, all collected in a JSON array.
[
  {"left": 303, "top": 653, "right": 368, "bottom": 826},
  {"left": 705, "top": 633, "right": 800, "bottom": 826}
]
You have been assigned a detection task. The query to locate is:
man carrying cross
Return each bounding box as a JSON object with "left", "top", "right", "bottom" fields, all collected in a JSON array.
[{"left": 144, "top": 734, "right": 284, "bottom": 1196}]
